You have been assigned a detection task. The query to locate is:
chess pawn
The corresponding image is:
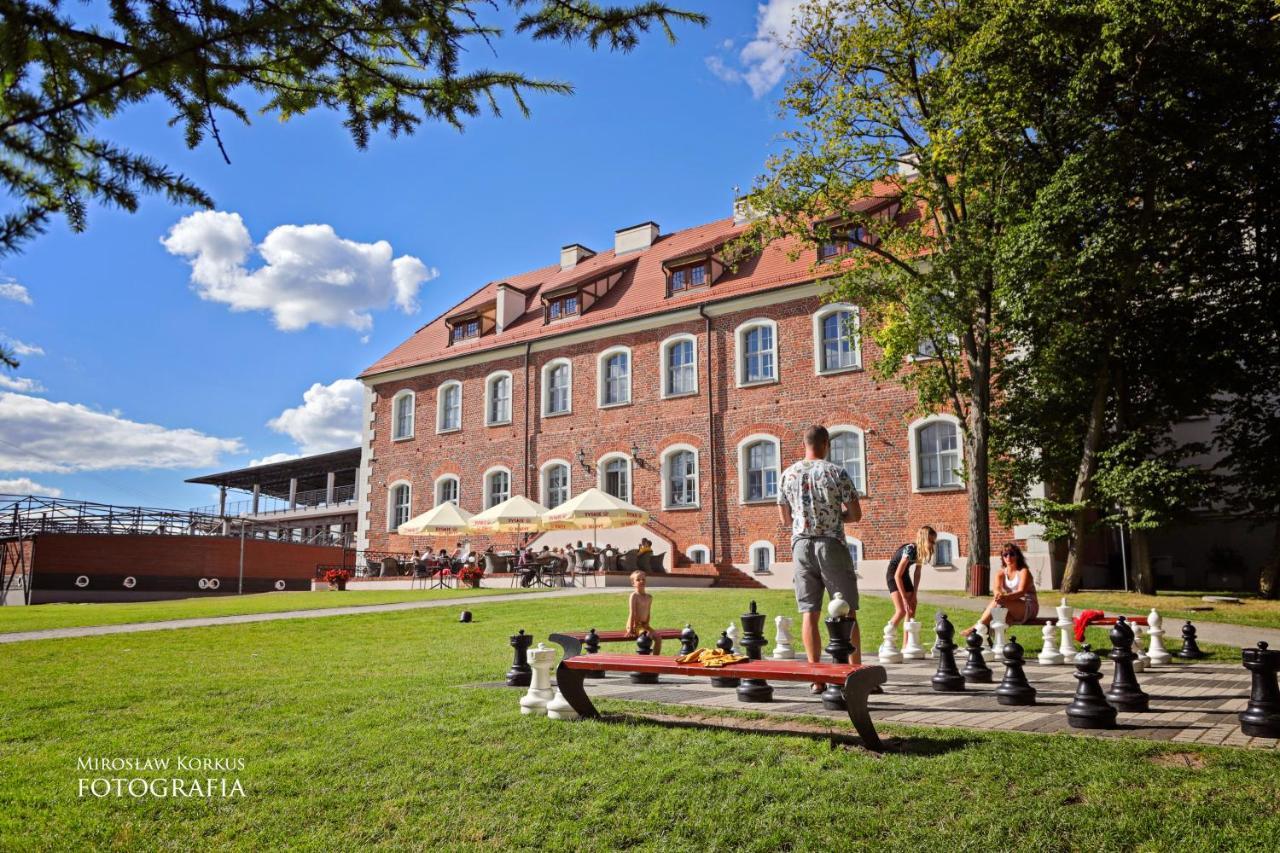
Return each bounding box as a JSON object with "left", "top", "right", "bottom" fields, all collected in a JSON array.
[
  {"left": 1057, "top": 598, "right": 1076, "bottom": 659},
  {"left": 1146, "top": 608, "right": 1171, "bottom": 665},
  {"left": 726, "top": 622, "right": 740, "bottom": 655},
  {"left": 773, "top": 615, "right": 796, "bottom": 660},
  {"left": 1105, "top": 616, "right": 1149, "bottom": 712},
  {"left": 1177, "top": 621, "right": 1206, "bottom": 660},
  {"left": 679, "top": 623, "right": 699, "bottom": 656},
  {"left": 961, "top": 630, "right": 992, "bottom": 684},
  {"left": 989, "top": 605, "right": 1009, "bottom": 655},
  {"left": 901, "top": 619, "right": 926, "bottom": 660},
  {"left": 1240, "top": 641, "right": 1280, "bottom": 738},
  {"left": 1038, "top": 622, "right": 1063, "bottom": 665},
  {"left": 630, "top": 631, "right": 659, "bottom": 684},
  {"left": 1066, "top": 644, "right": 1117, "bottom": 729},
  {"left": 581, "top": 627, "right": 606, "bottom": 679},
  {"left": 878, "top": 621, "right": 904, "bottom": 664},
  {"left": 507, "top": 629, "right": 533, "bottom": 687},
  {"left": 519, "top": 643, "right": 557, "bottom": 715},
  {"left": 710, "top": 631, "right": 740, "bottom": 688},
  {"left": 930, "top": 613, "right": 966, "bottom": 692},
  {"left": 1132, "top": 625, "right": 1149, "bottom": 672},
  {"left": 995, "top": 636, "right": 1036, "bottom": 706}
]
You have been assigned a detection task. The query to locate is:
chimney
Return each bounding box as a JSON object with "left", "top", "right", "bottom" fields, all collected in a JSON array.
[
  {"left": 733, "top": 196, "right": 762, "bottom": 226},
  {"left": 560, "top": 243, "right": 595, "bottom": 270},
  {"left": 495, "top": 283, "right": 524, "bottom": 332},
  {"left": 614, "top": 222, "right": 659, "bottom": 255}
]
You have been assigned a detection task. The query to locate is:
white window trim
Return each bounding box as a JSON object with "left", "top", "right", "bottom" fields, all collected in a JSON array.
[
  {"left": 686, "top": 544, "right": 711, "bottom": 564},
  {"left": 482, "top": 465, "right": 512, "bottom": 509},
  {"left": 386, "top": 480, "right": 412, "bottom": 531},
  {"left": 827, "top": 424, "right": 868, "bottom": 496},
  {"left": 748, "top": 540, "right": 776, "bottom": 574},
  {"left": 596, "top": 452, "right": 633, "bottom": 504},
  {"left": 734, "top": 318, "right": 779, "bottom": 388},
  {"left": 539, "top": 458, "right": 572, "bottom": 508},
  {"left": 596, "top": 345, "right": 633, "bottom": 409},
  {"left": 483, "top": 370, "right": 513, "bottom": 427},
  {"left": 812, "top": 303, "right": 862, "bottom": 375},
  {"left": 659, "top": 333, "right": 699, "bottom": 398},
  {"left": 933, "top": 531, "right": 960, "bottom": 569},
  {"left": 541, "top": 358, "right": 573, "bottom": 418},
  {"left": 908, "top": 414, "right": 965, "bottom": 493},
  {"left": 659, "top": 443, "right": 700, "bottom": 510},
  {"left": 436, "top": 380, "right": 463, "bottom": 434},
  {"left": 736, "top": 432, "right": 781, "bottom": 505},
  {"left": 845, "top": 536, "right": 863, "bottom": 565},
  {"left": 390, "top": 389, "right": 415, "bottom": 441},
  {"left": 433, "top": 474, "right": 460, "bottom": 507}
]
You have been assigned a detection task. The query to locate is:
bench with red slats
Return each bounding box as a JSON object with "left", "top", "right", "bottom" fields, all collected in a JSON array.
[
  {"left": 555, "top": 653, "right": 888, "bottom": 751},
  {"left": 548, "top": 629, "right": 683, "bottom": 659}
]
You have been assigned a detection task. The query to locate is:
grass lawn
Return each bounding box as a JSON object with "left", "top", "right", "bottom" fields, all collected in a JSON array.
[
  {"left": 0, "top": 588, "right": 534, "bottom": 634},
  {"left": 1056, "top": 591, "right": 1280, "bottom": 631},
  {"left": 2, "top": 590, "right": 1273, "bottom": 850}
]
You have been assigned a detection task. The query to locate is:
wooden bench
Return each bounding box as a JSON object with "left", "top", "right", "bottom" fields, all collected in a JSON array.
[
  {"left": 548, "top": 629, "right": 684, "bottom": 659},
  {"left": 554, "top": 654, "right": 888, "bottom": 751}
]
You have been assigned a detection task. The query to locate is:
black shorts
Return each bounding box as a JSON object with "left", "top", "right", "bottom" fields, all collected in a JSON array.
[{"left": 886, "top": 568, "right": 915, "bottom": 595}]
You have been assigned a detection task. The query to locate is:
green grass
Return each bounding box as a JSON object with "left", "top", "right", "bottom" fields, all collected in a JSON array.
[
  {"left": 0, "top": 588, "right": 533, "bottom": 634},
  {"left": 933, "top": 588, "right": 1280, "bottom": 631},
  {"left": 1, "top": 590, "right": 1273, "bottom": 850}
]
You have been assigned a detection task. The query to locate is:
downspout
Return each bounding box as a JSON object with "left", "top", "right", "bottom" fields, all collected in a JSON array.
[
  {"left": 523, "top": 341, "right": 533, "bottom": 496},
  {"left": 699, "top": 305, "right": 717, "bottom": 564}
]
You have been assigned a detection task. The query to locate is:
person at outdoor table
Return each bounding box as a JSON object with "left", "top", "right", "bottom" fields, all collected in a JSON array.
[
  {"left": 637, "top": 538, "right": 653, "bottom": 556},
  {"left": 967, "top": 542, "right": 1040, "bottom": 632},
  {"left": 887, "top": 526, "right": 936, "bottom": 645}
]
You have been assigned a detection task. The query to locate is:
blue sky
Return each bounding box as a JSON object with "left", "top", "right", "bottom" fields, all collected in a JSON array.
[{"left": 0, "top": 1, "right": 804, "bottom": 509}]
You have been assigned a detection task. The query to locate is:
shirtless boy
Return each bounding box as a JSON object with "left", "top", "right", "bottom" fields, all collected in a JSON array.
[{"left": 625, "top": 570, "right": 661, "bottom": 653}]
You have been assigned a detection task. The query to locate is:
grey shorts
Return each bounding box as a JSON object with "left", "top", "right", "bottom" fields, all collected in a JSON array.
[{"left": 792, "top": 537, "right": 859, "bottom": 614}]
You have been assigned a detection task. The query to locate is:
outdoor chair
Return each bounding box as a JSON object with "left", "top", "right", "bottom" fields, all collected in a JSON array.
[
  {"left": 410, "top": 562, "right": 430, "bottom": 590},
  {"left": 620, "top": 549, "right": 639, "bottom": 572},
  {"left": 364, "top": 558, "right": 380, "bottom": 578},
  {"left": 380, "top": 556, "right": 400, "bottom": 578}
]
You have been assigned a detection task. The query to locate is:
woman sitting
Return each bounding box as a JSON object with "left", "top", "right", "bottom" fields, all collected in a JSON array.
[
  {"left": 887, "top": 526, "right": 936, "bottom": 645},
  {"left": 971, "top": 542, "right": 1039, "bottom": 631}
]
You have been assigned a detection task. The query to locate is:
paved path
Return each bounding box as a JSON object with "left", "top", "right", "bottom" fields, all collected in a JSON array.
[{"left": 0, "top": 586, "right": 620, "bottom": 645}]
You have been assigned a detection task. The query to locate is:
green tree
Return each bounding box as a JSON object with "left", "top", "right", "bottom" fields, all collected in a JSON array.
[{"left": 0, "top": 0, "right": 705, "bottom": 256}]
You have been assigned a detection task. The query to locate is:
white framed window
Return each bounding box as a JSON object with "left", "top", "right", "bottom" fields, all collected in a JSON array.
[
  {"left": 387, "top": 481, "right": 412, "bottom": 530},
  {"left": 540, "top": 459, "right": 571, "bottom": 510},
  {"left": 934, "top": 532, "right": 959, "bottom": 567},
  {"left": 748, "top": 540, "right": 775, "bottom": 574},
  {"left": 597, "top": 346, "right": 632, "bottom": 407},
  {"left": 391, "top": 390, "right": 415, "bottom": 440},
  {"left": 910, "top": 415, "right": 963, "bottom": 491},
  {"left": 737, "top": 434, "right": 780, "bottom": 503},
  {"left": 813, "top": 304, "right": 861, "bottom": 374},
  {"left": 735, "top": 319, "right": 778, "bottom": 386},
  {"left": 845, "top": 536, "right": 862, "bottom": 565},
  {"left": 828, "top": 425, "right": 867, "bottom": 495},
  {"left": 434, "top": 475, "right": 459, "bottom": 506},
  {"left": 598, "top": 453, "right": 632, "bottom": 503},
  {"left": 660, "top": 334, "right": 698, "bottom": 397},
  {"left": 660, "top": 444, "right": 699, "bottom": 509},
  {"left": 484, "top": 466, "right": 511, "bottom": 509},
  {"left": 437, "top": 380, "right": 462, "bottom": 433},
  {"left": 485, "top": 371, "right": 512, "bottom": 426},
  {"left": 542, "top": 358, "right": 572, "bottom": 417},
  {"left": 687, "top": 545, "right": 710, "bottom": 564}
]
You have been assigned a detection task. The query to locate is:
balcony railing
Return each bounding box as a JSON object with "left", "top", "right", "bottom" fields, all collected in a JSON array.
[{"left": 192, "top": 484, "right": 356, "bottom": 518}]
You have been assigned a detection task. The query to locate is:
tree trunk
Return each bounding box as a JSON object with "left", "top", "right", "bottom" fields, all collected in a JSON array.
[
  {"left": 965, "top": 402, "right": 991, "bottom": 597},
  {"left": 1130, "top": 526, "right": 1155, "bottom": 594},
  {"left": 1260, "top": 518, "right": 1280, "bottom": 599},
  {"left": 1061, "top": 365, "right": 1111, "bottom": 594}
]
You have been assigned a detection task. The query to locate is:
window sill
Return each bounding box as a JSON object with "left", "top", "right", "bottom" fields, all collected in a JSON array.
[
  {"left": 662, "top": 503, "right": 701, "bottom": 512},
  {"left": 816, "top": 365, "right": 863, "bottom": 377},
  {"left": 485, "top": 420, "right": 513, "bottom": 428},
  {"left": 661, "top": 390, "right": 699, "bottom": 400},
  {"left": 391, "top": 435, "right": 414, "bottom": 442},
  {"left": 737, "top": 378, "right": 779, "bottom": 389},
  {"left": 913, "top": 485, "right": 965, "bottom": 495},
  {"left": 542, "top": 409, "right": 572, "bottom": 418},
  {"left": 740, "top": 497, "right": 778, "bottom": 506},
  {"left": 598, "top": 401, "right": 632, "bottom": 410},
  {"left": 436, "top": 427, "right": 461, "bottom": 435}
]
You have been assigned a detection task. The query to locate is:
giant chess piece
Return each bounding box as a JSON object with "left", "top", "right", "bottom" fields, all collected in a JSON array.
[
  {"left": 679, "top": 623, "right": 699, "bottom": 656},
  {"left": 1177, "top": 621, "right": 1206, "bottom": 660},
  {"left": 1066, "top": 645, "right": 1117, "bottom": 729},
  {"left": 995, "top": 636, "right": 1036, "bottom": 706},
  {"left": 1038, "top": 623, "right": 1063, "bottom": 666},
  {"left": 928, "top": 612, "right": 944, "bottom": 659},
  {"left": 901, "top": 618, "right": 926, "bottom": 660},
  {"left": 738, "top": 600, "right": 774, "bottom": 702},
  {"left": 630, "top": 631, "right": 659, "bottom": 684},
  {"left": 961, "top": 629, "right": 993, "bottom": 684},
  {"left": 1146, "top": 608, "right": 1171, "bottom": 666},
  {"left": 507, "top": 629, "right": 533, "bottom": 687},
  {"left": 519, "top": 642, "right": 557, "bottom": 715},
  {"left": 1105, "top": 616, "right": 1149, "bottom": 712},
  {"left": 1240, "top": 641, "right": 1280, "bottom": 738},
  {"left": 710, "top": 631, "right": 740, "bottom": 688},
  {"left": 773, "top": 614, "right": 796, "bottom": 660},
  {"left": 822, "top": 594, "right": 855, "bottom": 711},
  {"left": 1132, "top": 624, "right": 1149, "bottom": 673},
  {"left": 582, "top": 627, "right": 605, "bottom": 679},
  {"left": 878, "top": 621, "right": 904, "bottom": 664},
  {"left": 930, "top": 613, "right": 966, "bottom": 692},
  {"left": 989, "top": 605, "right": 1009, "bottom": 656},
  {"left": 726, "top": 622, "right": 740, "bottom": 655},
  {"left": 1057, "top": 598, "right": 1076, "bottom": 659}
]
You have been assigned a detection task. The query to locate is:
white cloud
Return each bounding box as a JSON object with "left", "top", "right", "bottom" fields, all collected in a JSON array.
[
  {"left": 249, "top": 452, "right": 303, "bottom": 467},
  {"left": 0, "top": 477, "right": 62, "bottom": 497},
  {"left": 266, "top": 379, "right": 364, "bottom": 455},
  {"left": 162, "top": 211, "right": 438, "bottom": 333},
  {"left": 4, "top": 337, "right": 44, "bottom": 356},
  {"left": 0, "top": 279, "right": 33, "bottom": 305},
  {"left": 0, "top": 392, "right": 244, "bottom": 473},
  {"left": 707, "top": 0, "right": 810, "bottom": 98},
  {"left": 0, "top": 375, "right": 44, "bottom": 393}
]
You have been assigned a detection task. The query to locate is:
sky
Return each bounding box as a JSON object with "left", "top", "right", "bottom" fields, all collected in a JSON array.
[{"left": 0, "top": 0, "right": 807, "bottom": 510}]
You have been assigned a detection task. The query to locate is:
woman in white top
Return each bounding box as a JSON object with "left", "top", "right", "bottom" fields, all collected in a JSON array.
[{"left": 968, "top": 542, "right": 1039, "bottom": 634}]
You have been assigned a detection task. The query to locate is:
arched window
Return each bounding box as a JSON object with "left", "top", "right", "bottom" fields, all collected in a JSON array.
[
  {"left": 737, "top": 434, "right": 780, "bottom": 503},
  {"left": 687, "top": 545, "right": 710, "bottom": 564},
  {"left": 391, "top": 390, "right": 415, "bottom": 440},
  {"left": 845, "top": 536, "right": 863, "bottom": 565},
  {"left": 911, "top": 416, "right": 962, "bottom": 490},
  {"left": 437, "top": 381, "right": 462, "bottom": 433},
  {"left": 485, "top": 371, "right": 512, "bottom": 426},
  {"left": 540, "top": 460, "right": 571, "bottom": 509},
  {"left": 660, "top": 334, "right": 697, "bottom": 397},
  {"left": 934, "top": 532, "right": 959, "bottom": 566},
  {"left": 748, "top": 540, "right": 775, "bottom": 574},
  {"left": 661, "top": 445, "right": 699, "bottom": 509},
  {"left": 542, "top": 359, "right": 572, "bottom": 416},
  {"left": 598, "top": 454, "right": 631, "bottom": 503},
  {"left": 598, "top": 346, "right": 631, "bottom": 407},
  {"left": 735, "top": 319, "right": 778, "bottom": 386},
  {"left": 813, "top": 304, "right": 861, "bottom": 374},
  {"left": 434, "top": 475, "right": 459, "bottom": 506},
  {"left": 484, "top": 467, "right": 510, "bottom": 509},
  {"left": 828, "top": 426, "right": 866, "bottom": 494},
  {"left": 387, "top": 482, "right": 412, "bottom": 530}
]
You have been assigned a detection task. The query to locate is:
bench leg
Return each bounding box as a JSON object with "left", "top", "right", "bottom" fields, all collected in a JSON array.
[
  {"left": 555, "top": 662, "right": 599, "bottom": 719},
  {"left": 548, "top": 634, "right": 583, "bottom": 660},
  {"left": 842, "top": 666, "right": 888, "bottom": 752}
]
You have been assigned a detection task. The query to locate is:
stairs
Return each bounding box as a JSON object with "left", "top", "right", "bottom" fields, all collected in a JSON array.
[{"left": 713, "top": 564, "right": 767, "bottom": 589}]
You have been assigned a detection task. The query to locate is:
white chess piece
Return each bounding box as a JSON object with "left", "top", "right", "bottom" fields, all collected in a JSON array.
[
  {"left": 1146, "top": 607, "right": 1171, "bottom": 665},
  {"left": 545, "top": 687, "right": 579, "bottom": 720},
  {"left": 975, "top": 621, "right": 989, "bottom": 652},
  {"left": 828, "top": 591, "right": 851, "bottom": 619},
  {"left": 878, "top": 621, "right": 903, "bottom": 664},
  {"left": 1056, "top": 597, "right": 1076, "bottom": 658},
  {"left": 989, "top": 605, "right": 1008, "bottom": 658},
  {"left": 1038, "top": 622, "right": 1063, "bottom": 665},
  {"left": 726, "top": 622, "right": 740, "bottom": 655},
  {"left": 773, "top": 615, "right": 796, "bottom": 660},
  {"left": 520, "top": 643, "right": 557, "bottom": 716},
  {"left": 1132, "top": 624, "right": 1149, "bottom": 672},
  {"left": 901, "top": 619, "right": 925, "bottom": 660}
]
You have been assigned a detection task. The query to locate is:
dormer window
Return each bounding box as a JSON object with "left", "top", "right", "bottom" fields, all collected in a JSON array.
[
  {"left": 445, "top": 303, "right": 495, "bottom": 345},
  {"left": 818, "top": 224, "right": 870, "bottom": 260},
  {"left": 669, "top": 262, "right": 708, "bottom": 294},
  {"left": 452, "top": 320, "right": 480, "bottom": 342},
  {"left": 548, "top": 293, "right": 579, "bottom": 321}
]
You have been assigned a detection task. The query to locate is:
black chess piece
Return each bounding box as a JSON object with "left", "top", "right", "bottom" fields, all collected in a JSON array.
[
  {"left": 679, "top": 623, "right": 699, "bottom": 656},
  {"left": 961, "top": 628, "right": 992, "bottom": 684},
  {"left": 582, "top": 627, "right": 605, "bottom": 679},
  {"left": 1240, "top": 641, "right": 1280, "bottom": 738},
  {"left": 1105, "top": 616, "right": 1149, "bottom": 712},
  {"left": 630, "top": 631, "right": 659, "bottom": 683},
  {"left": 1177, "top": 621, "right": 1206, "bottom": 660},
  {"left": 822, "top": 613, "right": 855, "bottom": 711},
  {"left": 738, "top": 600, "right": 774, "bottom": 702},
  {"left": 458, "top": 610, "right": 472, "bottom": 623},
  {"left": 931, "top": 612, "right": 966, "bottom": 692},
  {"left": 506, "top": 629, "right": 532, "bottom": 687},
  {"left": 1066, "top": 644, "right": 1117, "bottom": 729},
  {"left": 995, "top": 636, "right": 1036, "bottom": 706},
  {"left": 710, "top": 630, "right": 740, "bottom": 688}
]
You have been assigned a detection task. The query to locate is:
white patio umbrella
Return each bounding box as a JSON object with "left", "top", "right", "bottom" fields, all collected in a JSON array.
[
  {"left": 543, "top": 487, "right": 649, "bottom": 548},
  {"left": 467, "top": 495, "right": 552, "bottom": 535},
  {"left": 397, "top": 501, "right": 474, "bottom": 537}
]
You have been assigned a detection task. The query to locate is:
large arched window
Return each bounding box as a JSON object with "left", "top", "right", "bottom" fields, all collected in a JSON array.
[
  {"left": 911, "top": 415, "right": 963, "bottom": 490},
  {"left": 661, "top": 444, "right": 699, "bottom": 509},
  {"left": 387, "top": 481, "right": 412, "bottom": 530},
  {"left": 813, "top": 304, "right": 861, "bottom": 374},
  {"left": 660, "top": 334, "right": 698, "bottom": 398},
  {"left": 737, "top": 434, "right": 780, "bottom": 503},
  {"left": 542, "top": 359, "right": 572, "bottom": 417},
  {"left": 391, "top": 390, "right": 415, "bottom": 440},
  {"left": 598, "top": 346, "right": 631, "bottom": 407},
  {"left": 598, "top": 453, "right": 631, "bottom": 503},
  {"left": 485, "top": 371, "right": 512, "bottom": 426},
  {"left": 828, "top": 425, "right": 867, "bottom": 494},
  {"left": 484, "top": 467, "right": 511, "bottom": 509},
  {"left": 434, "top": 475, "right": 459, "bottom": 506},
  {"left": 735, "top": 319, "right": 778, "bottom": 386},
  {"left": 934, "top": 531, "right": 959, "bottom": 566},
  {"left": 540, "top": 460, "right": 571, "bottom": 509},
  {"left": 437, "top": 380, "right": 462, "bottom": 433}
]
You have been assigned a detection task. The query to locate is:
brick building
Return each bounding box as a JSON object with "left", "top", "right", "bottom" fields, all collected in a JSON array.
[{"left": 355, "top": 202, "right": 1018, "bottom": 588}]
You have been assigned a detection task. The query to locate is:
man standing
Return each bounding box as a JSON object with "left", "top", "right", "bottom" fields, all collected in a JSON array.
[{"left": 777, "top": 425, "right": 863, "bottom": 676}]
